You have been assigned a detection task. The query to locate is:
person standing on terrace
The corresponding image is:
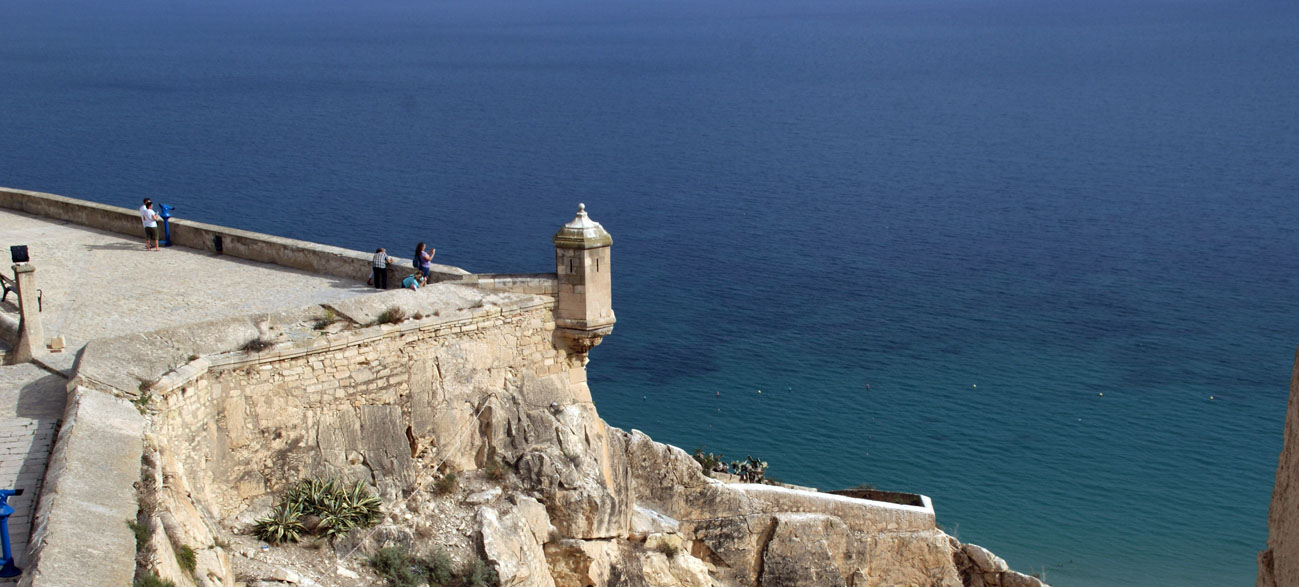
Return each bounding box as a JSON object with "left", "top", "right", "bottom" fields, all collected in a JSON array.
[
  {"left": 414, "top": 242, "right": 435, "bottom": 284},
  {"left": 370, "top": 247, "right": 394, "bottom": 289},
  {"left": 139, "top": 198, "right": 162, "bottom": 251}
]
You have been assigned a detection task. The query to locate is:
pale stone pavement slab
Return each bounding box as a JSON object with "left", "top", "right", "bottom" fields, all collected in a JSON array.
[{"left": 0, "top": 208, "right": 392, "bottom": 579}]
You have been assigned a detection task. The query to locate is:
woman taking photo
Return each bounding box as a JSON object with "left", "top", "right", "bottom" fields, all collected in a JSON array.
[{"left": 414, "top": 242, "right": 435, "bottom": 284}]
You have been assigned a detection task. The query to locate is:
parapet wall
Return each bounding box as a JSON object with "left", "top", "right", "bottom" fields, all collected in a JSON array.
[
  {"left": 448, "top": 273, "right": 558, "bottom": 296},
  {"left": 0, "top": 187, "right": 470, "bottom": 283}
]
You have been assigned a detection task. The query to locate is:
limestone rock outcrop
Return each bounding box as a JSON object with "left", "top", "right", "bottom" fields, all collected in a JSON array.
[
  {"left": 478, "top": 503, "right": 555, "bottom": 587},
  {"left": 950, "top": 538, "right": 1047, "bottom": 587},
  {"left": 1259, "top": 346, "right": 1299, "bottom": 587}
]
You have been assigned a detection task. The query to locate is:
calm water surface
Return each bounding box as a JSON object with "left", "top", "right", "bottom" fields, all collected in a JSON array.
[{"left": 4, "top": 0, "right": 1298, "bottom": 584}]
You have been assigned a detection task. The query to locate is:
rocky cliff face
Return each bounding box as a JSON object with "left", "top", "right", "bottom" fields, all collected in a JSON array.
[
  {"left": 87, "top": 285, "right": 1045, "bottom": 587},
  {"left": 1259, "top": 346, "right": 1299, "bottom": 587}
]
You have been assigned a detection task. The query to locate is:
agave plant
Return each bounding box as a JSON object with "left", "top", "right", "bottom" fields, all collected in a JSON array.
[
  {"left": 317, "top": 511, "right": 355, "bottom": 540},
  {"left": 258, "top": 477, "right": 384, "bottom": 547},
  {"left": 287, "top": 477, "right": 340, "bottom": 511},
  {"left": 342, "top": 481, "right": 383, "bottom": 526},
  {"left": 254, "top": 503, "right": 305, "bottom": 545}
]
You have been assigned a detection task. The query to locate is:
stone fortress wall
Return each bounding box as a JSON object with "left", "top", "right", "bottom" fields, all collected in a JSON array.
[
  {"left": 147, "top": 297, "right": 571, "bottom": 516},
  {"left": 60, "top": 291, "right": 983, "bottom": 587},
  {"left": 0, "top": 187, "right": 464, "bottom": 285},
  {"left": 3, "top": 188, "right": 1046, "bottom": 587}
]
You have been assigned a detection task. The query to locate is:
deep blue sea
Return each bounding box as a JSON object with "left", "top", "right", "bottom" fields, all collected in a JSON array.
[{"left": 4, "top": 0, "right": 1298, "bottom": 584}]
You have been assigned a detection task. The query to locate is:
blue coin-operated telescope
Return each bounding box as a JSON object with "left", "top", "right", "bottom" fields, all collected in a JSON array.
[
  {"left": 158, "top": 204, "right": 175, "bottom": 247},
  {"left": 0, "top": 488, "right": 24, "bottom": 578}
]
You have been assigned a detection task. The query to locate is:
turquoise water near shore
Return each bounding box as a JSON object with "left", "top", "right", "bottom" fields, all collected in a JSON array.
[{"left": 3, "top": 0, "right": 1298, "bottom": 584}]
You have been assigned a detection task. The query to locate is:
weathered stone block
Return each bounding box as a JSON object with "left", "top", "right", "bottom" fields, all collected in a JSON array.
[
  {"left": 359, "top": 405, "right": 415, "bottom": 491},
  {"left": 760, "top": 513, "right": 852, "bottom": 587}
]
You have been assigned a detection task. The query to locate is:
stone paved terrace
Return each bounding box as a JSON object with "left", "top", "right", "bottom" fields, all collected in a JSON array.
[
  {"left": 0, "top": 207, "right": 392, "bottom": 578},
  {"left": 0, "top": 208, "right": 383, "bottom": 360}
]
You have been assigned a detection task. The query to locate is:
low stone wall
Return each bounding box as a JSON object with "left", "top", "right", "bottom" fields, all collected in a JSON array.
[
  {"left": 0, "top": 187, "right": 470, "bottom": 284},
  {"left": 733, "top": 484, "right": 937, "bottom": 534},
  {"left": 450, "top": 273, "right": 559, "bottom": 296}
]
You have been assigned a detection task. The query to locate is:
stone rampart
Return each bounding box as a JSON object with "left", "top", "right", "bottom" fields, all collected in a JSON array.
[
  {"left": 150, "top": 296, "right": 573, "bottom": 520},
  {"left": 41, "top": 279, "right": 992, "bottom": 586},
  {"left": 48, "top": 283, "right": 625, "bottom": 586},
  {"left": 0, "top": 186, "right": 469, "bottom": 283},
  {"left": 24, "top": 285, "right": 566, "bottom": 585}
]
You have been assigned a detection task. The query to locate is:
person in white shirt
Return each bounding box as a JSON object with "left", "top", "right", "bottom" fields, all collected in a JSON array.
[
  {"left": 370, "top": 248, "right": 394, "bottom": 289},
  {"left": 139, "top": 198, "right": 162, "bottom": 251}
]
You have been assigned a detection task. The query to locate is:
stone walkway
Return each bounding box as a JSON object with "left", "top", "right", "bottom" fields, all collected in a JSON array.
[
  {"left": 0, "top": 363, "right": 62, "bottom": 576},
  {"left": 0, "top": 208, "right": 388, "bottom": 578}
]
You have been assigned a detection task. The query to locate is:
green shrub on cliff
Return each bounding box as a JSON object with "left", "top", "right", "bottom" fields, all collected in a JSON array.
[
  {"left": 127, "top": 519, "right": 152, "bottom": 553},
  {"left": 175, "top": 544, "right": 197, "bottom": 574},
  {"left": 369, "top": 546, "right": 422, "bottom": 587},
  {"left": 369, "top": 547, "right": 487, "bottom": 587},
  {"left": 462, "top": 557, "right": 499, "bottom": 587}
]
